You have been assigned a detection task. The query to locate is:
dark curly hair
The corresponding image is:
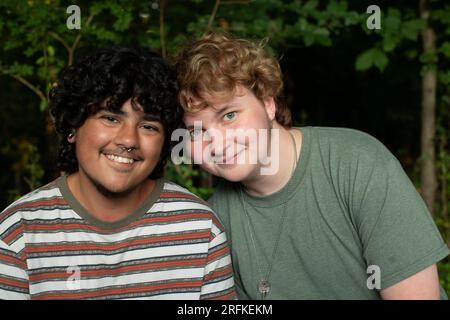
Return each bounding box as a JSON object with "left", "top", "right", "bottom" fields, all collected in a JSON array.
[{"left": 49, "top": 46, "right": 181, "bottom": 179}]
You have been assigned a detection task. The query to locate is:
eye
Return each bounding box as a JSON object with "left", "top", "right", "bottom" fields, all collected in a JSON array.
[
  {"left": 189, "top": 128, "right": 204, "bottom": 140},
  {"left": 101, "top": 115, "right": 119, "bottom": 123},
  {"left": 223, "top": 111, "right": 236, "bottom": 121},
  {"left": 141, "top": 123, "right": 160, "bottom": 132}
]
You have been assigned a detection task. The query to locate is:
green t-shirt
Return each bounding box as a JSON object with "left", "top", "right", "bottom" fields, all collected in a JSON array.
[{"left": 209, "top": 126, "right": 449, "bottom": 299}]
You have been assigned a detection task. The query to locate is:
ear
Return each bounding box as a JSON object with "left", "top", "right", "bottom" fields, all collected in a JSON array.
[{"left": 263, "top": 96, "right": 276, "bottom": 121}]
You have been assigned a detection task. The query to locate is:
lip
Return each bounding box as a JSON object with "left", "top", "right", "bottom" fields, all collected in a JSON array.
[
  {"left": 104, "top": 152, "right": 140, "bottom": 161},
  {"left": 218, "top": 148, "right": 246, "bottom": 165},
  {"left": 102, "top": 153, "right": 139, "bottom": 170}
]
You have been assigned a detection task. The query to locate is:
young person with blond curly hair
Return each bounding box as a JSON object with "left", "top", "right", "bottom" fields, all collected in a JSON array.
[{"left": 175, "top": 32, "right": 449, "bottom": 300}]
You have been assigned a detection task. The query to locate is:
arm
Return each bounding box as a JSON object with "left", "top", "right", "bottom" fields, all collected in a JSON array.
[
  {"left": 0, "top": 240, "right": 30, "bottom": 299},
  {"left": 349, "top": 138, "right": 449, "bottom": 298},
  {"left": 199, "top": 225, "right": 236, "bottom": 300},
  {"left": 380, "top": 264, "right": 440, "bottom": 300}
]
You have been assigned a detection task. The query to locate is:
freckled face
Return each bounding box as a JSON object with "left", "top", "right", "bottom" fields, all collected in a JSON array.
[
  {"left": 183, "top": 86, "right": 276, "bottom": 183},
  {"left": 72, "top": 99, "right": 164, "bottom": 197}
]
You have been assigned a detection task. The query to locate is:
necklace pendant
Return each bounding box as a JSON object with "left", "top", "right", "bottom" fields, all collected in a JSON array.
[{"left": 258, "top": 280, "right": 270, "bottom": 299}]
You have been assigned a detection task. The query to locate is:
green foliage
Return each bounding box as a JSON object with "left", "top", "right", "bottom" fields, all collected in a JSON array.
[
  {"left": 438, "top": 260, "right": 450, "bottom": 296},
  {"left": 166, "top": 161, "right": 213, "bottom": 200},
  {"left": 355, "top": 47, "right": 388, "bottom": 72},
  {"left": 439, "top": 42, "right": 450, "bottom": 58},
  {"left": 1, "top": 139, "right": 44, "bottom": 203},
  {"left": 356, "top": 7, "right": 427, "bottom": 73}
]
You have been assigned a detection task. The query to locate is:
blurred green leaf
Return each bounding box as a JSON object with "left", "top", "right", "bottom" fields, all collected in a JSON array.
[
  {"left": 9, "top": 62, "right": 33, "bottom": 76},
  {"left": 355, "top": 48, "right": 388, "bottom": 72},
  {"left": 373, "top": 49, "right": 388, "bottom": 71},
  {"left": 439, "top": 42, "right": 450, "bottom": 58},
  {"left": 39, "top": 99, "right": 48, "bottom": 111},
  {"left": 47, "top": 45, "right": 55, "bottom": 57},
  {"left": 401, "top": 19, "right": 426, "bottom": 41},
  {"left": 382, "top": 33, "right": 399, "bottom": 52},
  {"left": 355, "top": 48, "right": 376, "bottom": 71}
]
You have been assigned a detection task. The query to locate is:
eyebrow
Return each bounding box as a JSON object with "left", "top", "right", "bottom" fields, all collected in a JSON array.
[
  {"left": 214, "top": 104, "right": 236, "bottom": 114},
  {"left": 98, "top": 108, "right": 124, "bottom": 115},
  {"left": 142, "top": 114, "right": 161, "bottom": 122},
  {"left": 99, "top": 109, "right": 161, "bottom": 123},
  {"left": 184, "top": 104, "right": 239, "bottom": 131}
]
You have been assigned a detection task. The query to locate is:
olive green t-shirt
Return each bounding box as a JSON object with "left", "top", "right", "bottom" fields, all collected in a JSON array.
[{"left": 209, "top": 127, "right": 449, "bottom": 299}]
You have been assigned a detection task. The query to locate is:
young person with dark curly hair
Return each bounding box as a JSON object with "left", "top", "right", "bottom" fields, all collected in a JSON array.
[
  {"left": 175, "top": 32, "right": 449, "bottom": 300},
  {"left": 0, "top": 46, "right": 235, "bottom": 300}
]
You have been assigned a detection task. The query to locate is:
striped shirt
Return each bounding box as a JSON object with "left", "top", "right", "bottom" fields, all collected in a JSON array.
[{"left": 0, "top": 176, "right": 235, "bottom": 300}]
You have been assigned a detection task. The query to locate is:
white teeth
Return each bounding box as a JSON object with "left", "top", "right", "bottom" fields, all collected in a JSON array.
[{"left": 105, "top": 154, "right": 134, "bottom": 164}]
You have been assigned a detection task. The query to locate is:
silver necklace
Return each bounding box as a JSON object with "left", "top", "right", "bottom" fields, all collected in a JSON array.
[{"left": 239, "top": 129, "right": 298, "bottom": 299}]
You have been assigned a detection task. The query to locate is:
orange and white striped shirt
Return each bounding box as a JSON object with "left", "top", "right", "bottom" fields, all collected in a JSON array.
[{"left": 0, "top": 176, "right": 235, "bottom": 300}]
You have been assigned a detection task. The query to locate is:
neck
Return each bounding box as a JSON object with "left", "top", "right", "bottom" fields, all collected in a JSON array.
[
  {"left": 242, "top": 123, "right": 301, "bottom": 197},
  {"left": 67, "top": 173, "right": 155, "bottom": 222}
]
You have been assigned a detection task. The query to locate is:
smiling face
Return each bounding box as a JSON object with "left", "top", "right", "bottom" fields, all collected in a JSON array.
[
  {"left": 183, "top": 86, "right": 276, "bottom": 183},
  {"left": 70, "top": 99, "right": 164, "bottom": 198}
]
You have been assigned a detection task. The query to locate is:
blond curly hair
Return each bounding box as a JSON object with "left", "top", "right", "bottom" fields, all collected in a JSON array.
[{"left": 174, "top": 32, "right": 291, "bottom": 127}]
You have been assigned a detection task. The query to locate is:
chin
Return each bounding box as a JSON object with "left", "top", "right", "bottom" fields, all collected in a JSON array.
[
  {"left": 99, "top": 184, "right": 135, "bottom": 198},
  {"left": 215, "top": 165, "right": 256, "bottom": 183},
  {"left": 90, "top": 177, "right": 136, "bottom": 198}
]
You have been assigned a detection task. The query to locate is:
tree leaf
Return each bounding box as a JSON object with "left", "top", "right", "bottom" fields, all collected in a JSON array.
[
  {"left": 439, "top": 42, "right": 450, "bottom": 58},
  {"left": 355, "top": 48, "right": 376, "bottom": 71},
  {"left": 47, "top": 45, "right": 55, "bottom": 57},
  {"left": 384, "top": 8, "right": 402, "bottom": 32},
  {"left": 401, "top": 19, "right": 426, "bottom": 41},
  {"left": 373, "top": 49, "right": 389, "bottom": 71},
  {"left": 382, "top": 33, "right": 399, "bottom": 52},
  {"left": 39, "top": 99, "right": 48, "bottom": 112}
]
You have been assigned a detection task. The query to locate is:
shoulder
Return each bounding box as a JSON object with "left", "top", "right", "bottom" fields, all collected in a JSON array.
[
  {"left": 1, "top": 179, "right": 62, "bottom": 219},
  {"left": 159, "top": 180, "right": 225, "bottom": 235},
  {"left": 305, "top": 126, "right": 396, "bottom": 164},
  {"left": 160, "top": 180, "right": 210, "bottom": 206},
  {"left": 308, "top": 127, "right": 386, "bottom": 150},
  {"left": 0, "top": 178, "right": 62, "bottom": 246}
]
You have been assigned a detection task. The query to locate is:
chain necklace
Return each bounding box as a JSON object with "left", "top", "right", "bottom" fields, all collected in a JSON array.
[{"left": 239, "top": 129, "right": 298, "bottom": 299}]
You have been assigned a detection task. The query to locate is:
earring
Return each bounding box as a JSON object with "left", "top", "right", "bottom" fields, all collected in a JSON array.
[{"left": 67, "top": 131, "right": 75, "bottom": 142}]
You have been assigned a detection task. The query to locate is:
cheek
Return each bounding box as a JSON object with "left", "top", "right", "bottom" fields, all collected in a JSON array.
[
  {"left": 76, "top": 125, "right": 110, "bottom": 147},
  {"left": 144, "top": 136, "right": 165, "bottom": 158},
  {"left": 188, "top": 140, "right": 208, "bottom": 164}
]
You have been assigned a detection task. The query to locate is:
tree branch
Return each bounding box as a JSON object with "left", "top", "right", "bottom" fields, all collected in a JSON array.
[
  {"left": 159, "top": 0, "right": 166, "bottom": 59},
  {"left": 48, "top": 31, "right": 71, "bottom": 53},
  {"left": 43, "top": 43, "right": 50, "bottom": 101},
  {"left": 208, "top": 0, "right": 221, "bottom": 30},
  {"left": 8, "top": 73, "right": 47, "bottom": 102},
  {"left": 419, "top": 0, "right": 438, "bottom": 213},
  {"left": 69, "top": 11, "right": 95, "bottom": 65}
]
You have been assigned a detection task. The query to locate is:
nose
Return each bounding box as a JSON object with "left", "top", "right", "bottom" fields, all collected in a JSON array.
[
  {"left": 114, "top": 122, "right": 138, "bottom": 150},
  {"left": 206, "top": 127, "right": 232, "bottom": 160}
]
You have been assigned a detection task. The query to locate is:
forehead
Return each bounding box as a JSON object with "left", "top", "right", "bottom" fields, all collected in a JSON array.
[
  {"left": 183, "top": 86, "right": 250, "bottom": 122},
  {"left": 100, "top": 99, "right": 161, "bottom": 121},
  {"left": 183, "top": 98, "right": 232, "bottom": 125}
]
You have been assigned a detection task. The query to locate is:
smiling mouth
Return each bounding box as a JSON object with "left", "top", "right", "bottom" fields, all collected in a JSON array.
[
  {"left": 218, "top": 149, "right": 246, "bottom": 165},
  {"left": 105, "top": 154, "right": 136, "bottom": 164}
]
